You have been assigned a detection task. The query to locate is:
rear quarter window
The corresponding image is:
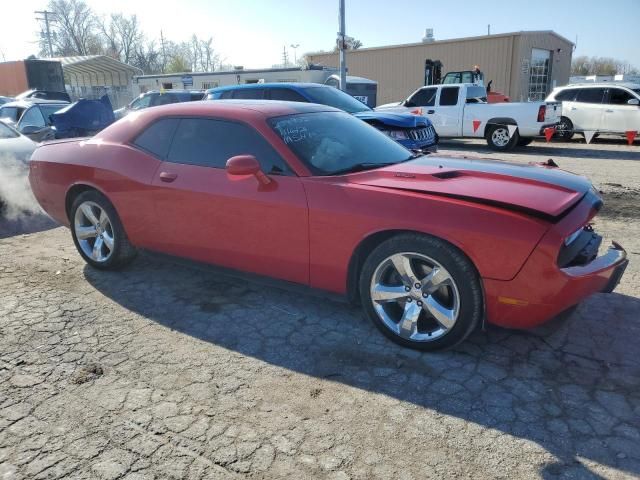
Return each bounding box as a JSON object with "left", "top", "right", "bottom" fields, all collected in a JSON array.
[
  {"left": 554, "top": 89, "right": 579, "bottom": 102},
  {"left": 439, "top": 87, "right": 460, "bottom": 106},
  {"left": 132, "top": 118, "right": 180, "bottom": 159}
]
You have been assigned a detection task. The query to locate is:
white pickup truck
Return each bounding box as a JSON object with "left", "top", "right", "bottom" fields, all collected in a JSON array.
[{"left": 376, "top": 83, "right": 561, "bottom": 150}]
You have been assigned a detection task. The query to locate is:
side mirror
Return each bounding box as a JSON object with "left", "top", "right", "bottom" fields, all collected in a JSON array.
[
  {"left": 627, "top": 98, "right": 640, "bottom": 106},
  {"left": 20, "top": 125, "right": 42, "bottom": 135},
  {"left": 226, "top": 155, "right": 271, "bottom": 185}
]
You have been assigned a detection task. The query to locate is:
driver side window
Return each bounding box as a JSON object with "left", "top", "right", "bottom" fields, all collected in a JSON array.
[
  {"left": 19, "top": 107, "right": 46, "bottom": 128},
  {"left": 407, "top": 88, "right": 437, "bottom": 107}
]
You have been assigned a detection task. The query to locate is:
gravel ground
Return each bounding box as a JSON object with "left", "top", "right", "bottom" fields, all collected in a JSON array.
[{"left": 0, "top": 139, "right": 639, "bottom": 479}]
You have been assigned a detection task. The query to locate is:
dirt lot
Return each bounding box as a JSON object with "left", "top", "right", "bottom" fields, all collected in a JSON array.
[{"left": 1, "top": 139, "right": 639, "bottom": 479}]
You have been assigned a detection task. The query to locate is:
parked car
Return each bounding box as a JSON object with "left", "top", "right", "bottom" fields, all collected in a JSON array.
[
  {"left": 0, "top": 120, "right": 37, "bottom": 163},
  {"left": 0, "top": 121, "right": 37, "bottom": 213},
  {"left": 376, "top": 83, "right": 561, "bottom": 150},
  {"left": 0, "top": 99, "right": 69, "bottom": 142},
  {"left": 546, "top": 82, "right": 640, "bottom": 140},
  {"left": 114, "top": 90, "right": 205, "bottom": 119},
  {"left": 15, "top": 89, "right": 72, "bottom": 103},
  {"left": 29, "top": 101, "right": 627, "bottom": 351},
  {"left": 51, "top": 95, "right": 115, "bottom": 139},
  {"left": 206, "top": 83, "right": 438, "bottom": 152}
]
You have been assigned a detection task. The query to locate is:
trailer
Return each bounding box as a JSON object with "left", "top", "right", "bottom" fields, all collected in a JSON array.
[{"left": 0, "top": 59, "right": 66, "bottom": 97}]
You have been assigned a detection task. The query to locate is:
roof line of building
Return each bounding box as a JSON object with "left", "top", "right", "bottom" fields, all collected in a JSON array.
[
  {"left": 307, "top": 30, "right": 574, "bottom": 56},
  {"left": 135, "top": 65, "right": 337, "bottom": 80}
]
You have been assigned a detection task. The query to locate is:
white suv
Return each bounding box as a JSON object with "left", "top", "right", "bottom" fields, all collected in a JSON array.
[{"left": 546, "top": 83, "right": 640, "bottom": 140}]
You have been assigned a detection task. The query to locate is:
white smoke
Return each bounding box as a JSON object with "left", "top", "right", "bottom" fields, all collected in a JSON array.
[{"left": 0, "top": 153, "right": 44, "bottom": 220}]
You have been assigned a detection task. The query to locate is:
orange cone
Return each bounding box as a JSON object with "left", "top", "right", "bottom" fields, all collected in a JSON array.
[
  {"left": 544, "top": 127, "right": 555, "bottom": 142},
  {"left": 626, "top": 131, "right": 637, "bottom": 145}
]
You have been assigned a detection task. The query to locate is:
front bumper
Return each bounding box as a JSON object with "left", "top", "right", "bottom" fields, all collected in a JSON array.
[{"left": 484, "top": 242, "right": 627, "bottom": 329}]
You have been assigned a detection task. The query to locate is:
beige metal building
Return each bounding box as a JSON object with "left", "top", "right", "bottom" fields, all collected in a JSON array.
[{"left": 307, "top": 31, "right": 574, "bottom": 105}]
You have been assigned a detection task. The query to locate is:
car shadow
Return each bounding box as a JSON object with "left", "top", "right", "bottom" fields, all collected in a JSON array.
[
  {"left": 439, "top": 139, "right": 640, "bottom": 161},
  {"left": 83, "top": 254, "right": 640, "bottom": 477},
  {"left": 0, "top": 212, "right": 58, "bottom": 239}
]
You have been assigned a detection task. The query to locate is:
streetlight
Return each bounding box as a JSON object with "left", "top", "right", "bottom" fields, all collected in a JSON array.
[{"left": 290, "top": 44, "right": 300, "bottom": 65}]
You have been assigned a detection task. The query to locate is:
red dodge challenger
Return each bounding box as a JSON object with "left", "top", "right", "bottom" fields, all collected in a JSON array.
[{"left": 28, "top": 101, "right": 628, "bottom": 350}]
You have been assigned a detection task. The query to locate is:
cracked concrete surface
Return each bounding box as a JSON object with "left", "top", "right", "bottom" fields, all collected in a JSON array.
[{"left": 0, "top": 139, "right": 639, "bottom": 479}]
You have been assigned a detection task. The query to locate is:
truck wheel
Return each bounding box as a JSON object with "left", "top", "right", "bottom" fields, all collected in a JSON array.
[
  {"left": 556, "top": 117, "right": 574, "bottom": 140},
  {"left": 486, "top": 124, "right": 519, "bottom": 151}
]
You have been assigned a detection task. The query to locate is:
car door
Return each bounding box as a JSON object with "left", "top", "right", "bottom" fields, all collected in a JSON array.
[
  {"left": 602, "top": 87, "right": 640, "bottom": 134},
  {"left": 17, "top": 106, "right": 51, "bottom": 141},
  {"left": 570, "top": 88, "right": 606, "bottom": 132},
  {"left": 430, "top": 86, "right": 460, "bottom": 136},
  {"left": 150, "top": 117, "right": 309, "bottom": 284}
]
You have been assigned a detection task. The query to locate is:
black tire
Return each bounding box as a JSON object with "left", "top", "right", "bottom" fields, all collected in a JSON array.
[
  {"left": 485, "top": 124, "right": 519, "bottom": 151},
  {"left": 556, "top": 116, "right": 574, "bottom": 140},
  {"left": 359, "top": 234, "right": 483, "bottom": 351},
  {"left": 517, "top": 138, "right": 533, "bottom": 147},
  {"left": 70, "top": 190, "right": 137, "bottom": 269}
]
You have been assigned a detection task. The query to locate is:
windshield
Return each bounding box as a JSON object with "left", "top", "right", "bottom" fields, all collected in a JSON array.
[
  {"left": 270, "top": 111, "right": 412, "bottom": 175},
  {"left": 39, "top": 105, "right": 66, "bottom": 125},
  {"left": 0, "top": 121, "right": 19, "bottom": 139},
  {"left": 304, "top": 87, "right": 371, "bottom": 114}
]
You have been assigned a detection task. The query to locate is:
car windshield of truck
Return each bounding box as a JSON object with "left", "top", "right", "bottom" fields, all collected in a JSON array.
[
  {"left": 270, "top": 111, "right": 413, "bottom": 176},
  {"left": 39, "top": 105, "right": 66, "bottom": 125},
  {"left": 303, "top": 87, "right": 371, "bottom": 114},
  {"left": 465, "top": 86, "right": 488, "bottom": 103}
]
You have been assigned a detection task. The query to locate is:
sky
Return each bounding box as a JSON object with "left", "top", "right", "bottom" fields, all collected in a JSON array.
[{"left": 1, "top": 0, "right": 639, "bottom": 69}]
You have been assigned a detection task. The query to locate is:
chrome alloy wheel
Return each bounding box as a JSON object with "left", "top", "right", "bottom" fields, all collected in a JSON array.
[
  {"left": 74, "top": 201, "right": 115, "bottom": 263},
  {"left": 370, "top": 252, "right": 460, "bottom": 342},
  {"left": 491, "top": 127, "right": 511, "bottom": 147}
]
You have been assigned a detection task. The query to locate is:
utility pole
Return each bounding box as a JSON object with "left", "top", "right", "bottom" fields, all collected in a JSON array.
[
  {"left": 290, "top": 44, "right": 300, "bottom": 65},
  {"left": 160, "top": 30, "right": 167, "bottom": 73},
  {"left": 338, "top": 0, "right": 347, "bottom": 91},
  {"left": 282, "top": 45, "right": 289, "bottom": 66},
  {"left": 487, "top": 24, "right": 491, "bottom": 35},
  {"left": 35, "top": 10, "right": 55, "bottom": 57}
]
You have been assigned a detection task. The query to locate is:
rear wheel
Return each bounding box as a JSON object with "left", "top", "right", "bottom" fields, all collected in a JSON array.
[
  {"left": 359, "top": 234, "right": 483, "bottom": 351},
  {"left": 70, "top": 190, "right": 137, "bottom": 269},
  {"left": 486, "top": 124, "right": 519, "bottom": 151},
  {"left": 556, "top": 116, "right": 574, "bottom": 140}
]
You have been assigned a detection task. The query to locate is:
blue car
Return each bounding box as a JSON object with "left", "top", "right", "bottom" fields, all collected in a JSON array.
[{"left": 206, "top": 83, "right": 438, "bottom": 152}]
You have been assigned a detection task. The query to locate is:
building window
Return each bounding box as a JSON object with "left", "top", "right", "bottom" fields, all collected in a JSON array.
[
  {"left": 528, "top": 49, "right": 551, "bottom": 101},
  {"left": 201, "top": 81, "right": 219, "bottom": 89}
]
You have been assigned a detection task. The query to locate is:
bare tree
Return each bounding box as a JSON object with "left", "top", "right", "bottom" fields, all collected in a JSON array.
[
  {"left": 44, "top": 0, "right": 101, "bottom": 56},
  {"left": 100, "top": 14, "right": 143, "bottom": 64},
  {"left": 571, "top": 55, "right": 637, "bottom": 76}
]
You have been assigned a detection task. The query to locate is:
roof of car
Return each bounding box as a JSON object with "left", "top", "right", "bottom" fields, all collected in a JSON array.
[
  {"left": 142, "top": 89, "right": 204, "bottom": 95},
  {"left": 207, "top": 82, "right": 325, "bottom": 93},
  {"left": 559, "top": 82, "right": 640, "bottom": 89},
  {"left": 0, "top": 99, "right": 70, "bottom": 108}
]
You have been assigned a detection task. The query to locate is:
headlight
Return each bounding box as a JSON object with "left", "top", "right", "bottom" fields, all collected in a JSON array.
[
  {"left": 564, "top": 226, "right": 584, "bottom": 246},
  {"left": 383, "top": 130, "right": 408, "bottom": 139}
]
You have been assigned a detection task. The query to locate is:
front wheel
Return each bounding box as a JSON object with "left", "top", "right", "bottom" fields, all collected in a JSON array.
[
  {"left": 70, "top": 190, "right": 137, "bottom": 269},
  {"left": 485, "top": 124, "right": 519, "bottom": 151},
  {"left": 359, "top": 234, "right": 483, "bottom": 351}
]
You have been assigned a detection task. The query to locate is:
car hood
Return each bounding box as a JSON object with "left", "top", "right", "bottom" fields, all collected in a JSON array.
[
  {"left": 347, "top": 156, "right": 593, "bottom": 219},
  {"left": 353, "top": 110, "right": 431, "bottom": 128}
]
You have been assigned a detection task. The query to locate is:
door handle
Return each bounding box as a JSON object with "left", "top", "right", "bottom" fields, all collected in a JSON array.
[
  {"left": 426, "top": 109, "right": 435, "bottom": 114},
  {"left": 159, "top": 172, "right": 178, "bottom": 182},
  {"left": 605, "top": 109, "right": 614, "bottom": 113},
  {"left": 570, "top": 107, "right": 577, "bottom": 110}
]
